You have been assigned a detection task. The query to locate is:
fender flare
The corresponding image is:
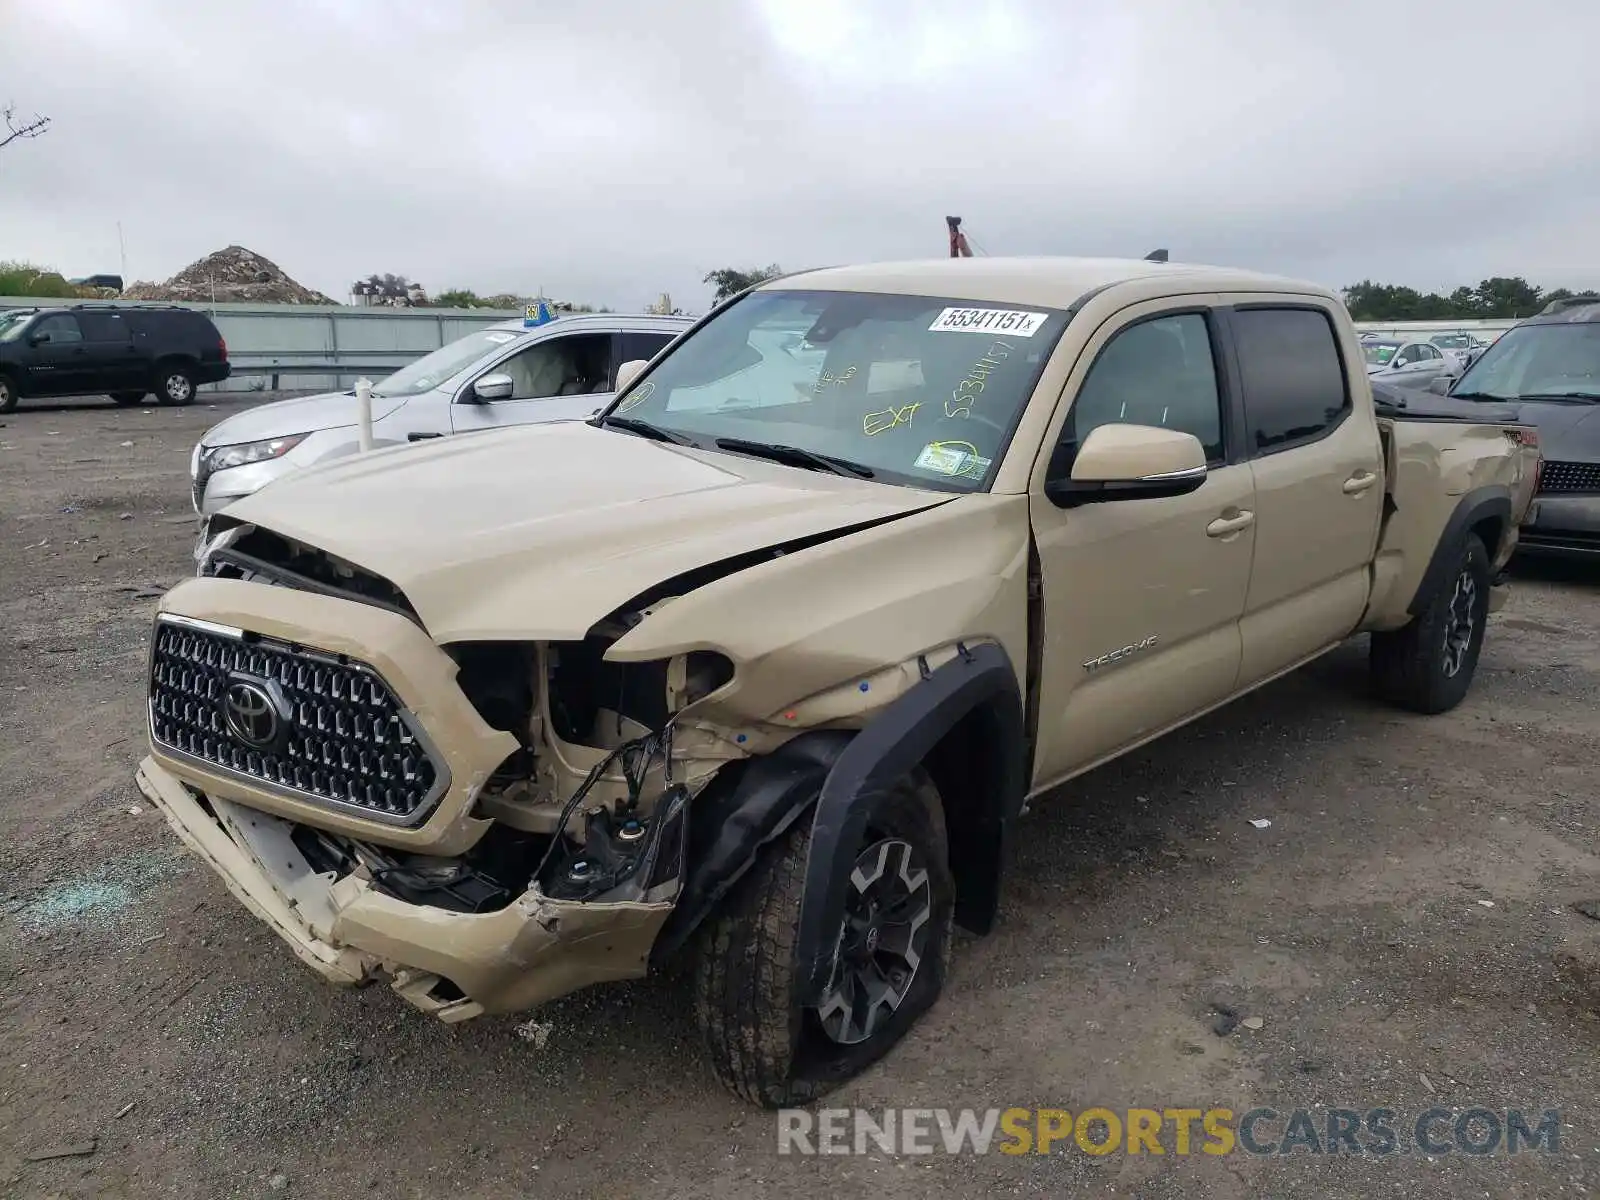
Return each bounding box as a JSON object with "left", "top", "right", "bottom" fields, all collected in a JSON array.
[
  {"left": 793, "top": 641, "right": 1025, "bottom": 1005},
  {"left": 1407, "top": 485, "right": 1511, "bottom": 617},
  {"left": 650, "top": 729, "right": 854, "bottom": 963}
]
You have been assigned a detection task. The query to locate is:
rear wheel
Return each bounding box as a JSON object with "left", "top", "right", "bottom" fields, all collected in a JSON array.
[
  {"left": 691, "top": 770, "right": 953, "bottom": 1108},
  {"left": 1371, "top": 532, "right": 1491, "bottom": 714},
  {"left": 0, "top": 373, "right": 17, "bottom": 413},
  {"left": 111, "top": 391, "right": 146, "bottom": 407},
  {"left": 156, "top": 364, "right": 196, "bottom": 406}
]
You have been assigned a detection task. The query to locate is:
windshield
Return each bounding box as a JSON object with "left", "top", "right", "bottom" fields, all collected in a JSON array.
[
  {"left": 0, "top": 312, "right": 35, "bottom": 341},
  {"left": 1363, "top": 342, "right": 1400, "bottom": 366},
  {"left": 600, "top": 289, "right": 1069, "bottom": 491},
  {"left": 1451, "top": 321, "right": 1600, "bottom": 400},
  {"left": 373, "top": 327, "right": 525, "bottom": 397},
  {"left": 1431, "top": 334, "right": 1470, "bottom": 349}
]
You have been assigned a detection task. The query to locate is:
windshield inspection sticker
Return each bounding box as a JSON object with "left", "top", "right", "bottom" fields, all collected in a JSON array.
[
  {"left": 615, "top": 381, "right": 655, "bottom": 413},
  {"left": 929, "top": 307, "right": 1048, "bottom": 337},
  {"left": 914, "top": 440, "right": 991, "bottom": 478}
]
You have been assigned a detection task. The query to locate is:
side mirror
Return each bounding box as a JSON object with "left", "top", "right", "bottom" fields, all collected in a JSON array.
[
  {"left": 28, "top": 332, "right": 50, "bottom": 346},
  {"left": 470, "top": 373, "right": 514, "bottom": 403},
  {"left": 614, "top": 359, "right": 649, "bottom": 395},
  {"left": 1045, "top": 423, "right": 1208, "bottom": 507},
  {"left": 1427, "top": 376, "right": 1453, "bottom": 395}
]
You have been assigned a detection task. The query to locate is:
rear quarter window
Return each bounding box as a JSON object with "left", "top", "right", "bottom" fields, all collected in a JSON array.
[
  {"left": 1231, "top": 307, "right": 1352, "bottom": 455},
  {"left": 126, "top": 309, "right": 213, "bottom": 339}
]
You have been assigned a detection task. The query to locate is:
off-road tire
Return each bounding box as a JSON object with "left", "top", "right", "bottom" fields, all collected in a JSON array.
[
  {"left": 691, "top": 769, "right": 953, "bottom": 1108},
  {"left": 0, "top": 373, "right": 17, "bottom": 413},
  {"left": 155, "top": 363, "right": 196, "bottom": 406},
  {"left": 1371, "top": 532, "right": 1491, "bottom": 714},
  {"left": 111, "top": 391, "right": 146, "bottom": 407}
]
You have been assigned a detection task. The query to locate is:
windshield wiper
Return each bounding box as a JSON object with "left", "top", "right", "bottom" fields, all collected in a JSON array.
[
  {"left": 1513, "top": 391, "right": 1600, "bottom": 403},
  {"left": 714, "top": 437, "right": 876, "bottom": 479},
  {"left": 599, "top": 416, "right": 694, "bottom": 445},
  {"left": 1447, "top": 390, "right": 1513, "bottom": 402}
]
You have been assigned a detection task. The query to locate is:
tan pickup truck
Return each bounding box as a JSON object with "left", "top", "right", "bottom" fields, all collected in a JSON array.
[{"left": 137, "top": 258, "right": 1540, "bottom": 1107}]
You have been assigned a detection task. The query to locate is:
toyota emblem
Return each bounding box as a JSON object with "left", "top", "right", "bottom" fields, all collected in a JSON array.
[{"left": 224, "top": 679, "right": 281, "bottom": 749}]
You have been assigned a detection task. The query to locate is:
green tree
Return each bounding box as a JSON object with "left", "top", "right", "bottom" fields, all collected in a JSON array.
[
  {"left": 0, "top": 261, "right": 83, "bottom": 298},
  {"left": 1340, "top": 275, "right": 1599, "bottom": 321},
  {"left": 1472, "top": 276, "right": 1543, "bottom": 319},
  {"left": 703, "top": 264, "right": 783, "bottom": 305}
]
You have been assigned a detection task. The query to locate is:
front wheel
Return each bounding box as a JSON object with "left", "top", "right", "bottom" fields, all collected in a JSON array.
[
  {"left": 156, "top": 365, "right": 196, "bottom": 406},
  {"left": 1370, "top": 531, "right": 1491, "bottom": 714},
  {"left": 691, "top": 770, "right": 953, "bottom": 1108}
]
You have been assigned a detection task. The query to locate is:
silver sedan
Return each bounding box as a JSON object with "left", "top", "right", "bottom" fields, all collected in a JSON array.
[{"left": 1363, "top": 339, "right": 1457, "bottom": 389}]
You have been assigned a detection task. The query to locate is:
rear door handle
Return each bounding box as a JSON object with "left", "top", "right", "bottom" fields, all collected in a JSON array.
[
  {"left": 1343, "top": 471, "right": 1378, "bottom": 495},
  {"left": 1206, "top": 510, "right": 1255, "bottom": 538}
]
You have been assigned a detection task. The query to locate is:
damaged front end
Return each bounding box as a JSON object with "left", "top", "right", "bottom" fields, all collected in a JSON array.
[{"left": 138, "top": 541, "right": 757, "bottom": 1023}]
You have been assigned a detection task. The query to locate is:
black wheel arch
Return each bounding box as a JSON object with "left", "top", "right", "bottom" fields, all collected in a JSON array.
[
  {"left": 1407, "top": 485, "right": 1512, "bottom": 618},
  {"left": 652, "top": 642, "right": 1027, "bottom": 1001}
]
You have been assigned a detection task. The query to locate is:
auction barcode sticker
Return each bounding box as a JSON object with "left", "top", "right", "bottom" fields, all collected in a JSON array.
[{"left": 929, "top": 307, "right": 1048, "bottom": 336}]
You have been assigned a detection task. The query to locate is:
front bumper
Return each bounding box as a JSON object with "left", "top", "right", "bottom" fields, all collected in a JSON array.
[
  {"left": 137, "top": 756, "right": 673, "bottom": 1021},
  {"left": 1518, "top": 495, "right": 1600, "bottom": 558}
]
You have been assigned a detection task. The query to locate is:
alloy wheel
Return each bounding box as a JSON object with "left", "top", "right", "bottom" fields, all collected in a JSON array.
[
  {"left": 1442, "top": 568, "right": 1477, "bottom": 677},
  {"left": 813, "top": 837, "right": 933, "bottom": 1046}
]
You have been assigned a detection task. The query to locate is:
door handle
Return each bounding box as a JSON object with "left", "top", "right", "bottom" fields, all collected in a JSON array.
[
  {"left": 1206, "top": 510, "right": 1255, "bottom": 538},
  {"left": 407, "top": 432, "right": 443, "bottom": 442},
  {"left": 1343, "top": 471, "right": 1378, "bottom": 495}
]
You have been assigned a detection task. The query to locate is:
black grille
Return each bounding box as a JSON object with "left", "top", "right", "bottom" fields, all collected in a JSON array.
[
  {"left": 1539, "top": 461, "right": 1600, "bottom": 495},
  {"left": 149, "top": 619, "right": 444, "bottom": 823}
]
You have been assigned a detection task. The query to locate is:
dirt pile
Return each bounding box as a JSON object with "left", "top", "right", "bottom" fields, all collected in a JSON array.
[{"left": 124, "top": 245, "right": 336, "bottom": 306}]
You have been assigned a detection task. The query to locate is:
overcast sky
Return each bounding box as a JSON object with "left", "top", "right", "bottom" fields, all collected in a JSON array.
[{"left": 3, "top": 0, "right": 1598, "bottom": 310}]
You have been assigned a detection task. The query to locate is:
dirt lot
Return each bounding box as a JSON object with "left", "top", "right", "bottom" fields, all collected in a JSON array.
[{"left": 2, "top": 394, "right": 1598, "bottom": 1199}]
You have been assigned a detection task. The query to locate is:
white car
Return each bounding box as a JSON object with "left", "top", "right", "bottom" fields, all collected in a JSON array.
[
  {"left": 189, "top": 313, "right": 692, "bottom": 517},
  {"left": 1361, "top": 338, "right": 1457, "bottom": 389}
]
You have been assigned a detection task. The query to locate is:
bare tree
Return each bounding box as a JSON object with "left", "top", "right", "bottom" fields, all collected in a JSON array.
[{"left": 1, "top": 104, "right": 51, "bottom": 151}]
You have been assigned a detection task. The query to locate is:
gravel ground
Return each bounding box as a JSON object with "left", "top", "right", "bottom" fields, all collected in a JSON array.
[{"left": 1, "top": 393, "right": 1597, "bottom": 1199}]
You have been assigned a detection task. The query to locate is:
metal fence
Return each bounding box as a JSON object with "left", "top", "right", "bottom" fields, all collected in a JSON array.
[
  {"left": 0, "top": 296, "right": 1528, "bottom": 395},
  {"left": 0, "top": 297, "right": 521, "bottom": 392}
]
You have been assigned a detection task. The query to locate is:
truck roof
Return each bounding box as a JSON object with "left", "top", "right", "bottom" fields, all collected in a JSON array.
[
  {"left": 775, "top": 256, "right": 1332, "bottom": 309},
  {"left": 1524, "top": 296, "right": 1600, "bottom": 324}
]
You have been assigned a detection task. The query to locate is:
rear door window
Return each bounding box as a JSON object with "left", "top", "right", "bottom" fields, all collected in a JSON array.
[
  {"left": 621, "top": 331, "right": 675, "bottom": 365},
  {"left": 1231, "top": 307, "right": 1352, "bottom": 455},
  {"left": 77, "top": 312, "right": 132, "bottom": 343}
]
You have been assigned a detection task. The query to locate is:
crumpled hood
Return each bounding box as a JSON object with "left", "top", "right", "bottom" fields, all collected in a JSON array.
[
  {"left": 201, "top": 389, "right": 411, "bottom": 447},
  {"left": 220, "top": 421, "right": 954, "bottom": 642}
]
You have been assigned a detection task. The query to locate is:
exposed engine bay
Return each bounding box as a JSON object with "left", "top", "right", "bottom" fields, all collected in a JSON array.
[{"left": 193, "top": 522, "right": 754, "bottom": 919}]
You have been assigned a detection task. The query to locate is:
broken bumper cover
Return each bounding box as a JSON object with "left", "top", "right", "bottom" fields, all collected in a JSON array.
[{"left": 137, "top": 755, "right": 672, "bottom": 1022}]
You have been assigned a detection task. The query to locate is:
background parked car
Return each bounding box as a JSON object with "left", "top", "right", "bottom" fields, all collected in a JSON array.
[
  {"left": 190, "top": 311, "right": 693, "bottom": 518},
  {"left": 1429, "top": 331, "right": 1489, "bottom": 372},
  {"left": 1361, "top": 337, "right": 1457, "bottom": 389},
  {"left": 0, "top": 302, "right": 230, "bottom": 412},
  {"left": 1406, "top": 297, "right": 1600, "bottom": 558}
]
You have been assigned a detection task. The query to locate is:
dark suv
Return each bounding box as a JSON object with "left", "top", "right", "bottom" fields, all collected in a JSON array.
[
  {"left": 1409, "top": 295, "right": 1600, "bottom": 558},
  {"left": 0, "top": 303, "right": 231, "bottom": 413}
]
